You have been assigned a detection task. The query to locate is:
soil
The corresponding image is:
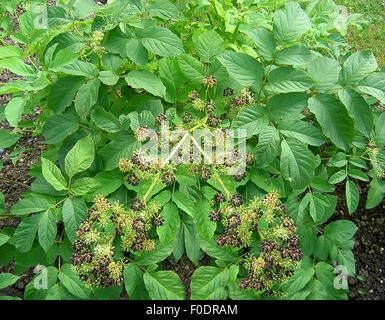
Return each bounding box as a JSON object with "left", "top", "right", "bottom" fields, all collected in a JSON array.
[
  {"left": 163, "top": 254, "right": 212, "bottom": 299},
  {"left": 334, "top": 183, "right": 385, "bottom": 300}
]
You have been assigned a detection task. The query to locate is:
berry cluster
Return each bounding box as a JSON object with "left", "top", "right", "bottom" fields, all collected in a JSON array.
[
  {"left": 209, "top": 191, "right": 302, "bottom": 296},
  {"left": 71, "top": 195, "right": 164, "bottom": 288},
  {"left": 119, "top": 153, "right": 176, "bottom": 187}
]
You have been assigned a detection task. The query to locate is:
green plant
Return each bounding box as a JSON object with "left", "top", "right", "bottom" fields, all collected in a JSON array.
[{"left": 0, "top": 0, "right": 384, "bottom": 300}]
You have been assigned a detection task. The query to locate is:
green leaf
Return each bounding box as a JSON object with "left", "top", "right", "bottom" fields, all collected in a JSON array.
[
  {"left": 324, "top": 220, "right": 358, "bottom": 244},
  {"left": 14, "top": 214, "right": 41, "bottom": 253},
  {"left": 100, "top": 132, "right": 140, "bottom": 170},
  {"left": 91, "top": 108, "right": 121, "bottom": 133},
  {"left": 123, "top": 263, "right": 149, "bottom": 300},
  {"left": 328, "top": 170, "right": 347, "bottom": 184},
  {"left": 65, "top": 135, "right": 95, "bottom": 178},
  {"left": 98, "top": 70, "right": 119, "bottom": 86},
  {"left": 0, "top": 46, "right": 22, "bottom": 59},
  {"left": 0, "top": 233, "right": 10, "bottom": 247},
  {"left": 0, "top": 57, "right": 35, "bottom": 76},
  {"left": 147, "top": 0, "right": 180, "bottom": 21},
  {"left": 125, "top": 39, "right": 148, "bottom": 66},
  {"left": 365, "top": 180, "right": 385, "bottom": 209},
  {"left": 75, "top": 79, "right": 100, "bottom": 118},
  {"left": 346, "top": 180, "right": 359, "bottom": 214},
  {"left": 273, "top": 2, "right": 311, "bottom": 43},
  {"left": 194, "top": 199, "right": 216, "bottom": 240},
  {"left": 172, "top": 191, "right": 195, "bottom": 217},
  {"left": 217, "top": 51, "right": 263, "bottom": 88},
  {"left": 47, "top": 77, "right": 84, "bottom": 114},
  {"left": 70, "top": 177, "right": 100, "bottom": 196},
  {"left": 286, "top": 260, "right": 315, "bottom": 296},
  {"left": 159, "top": 57, "right": 185, "bottom": 102},
  {"left": 308, "top": 95, "right": 355, "bottom": 151},
  {"left": 177, "top": 54, "right": 206, "bottom": 84},
  {"left": 339, "top": 51, "right": 378, "bottom": 86},
  {"left": 267, "top": 93, "right": 309, "bottom": 121},
  {"left": 143, "top": 271, "right": 185, "bottom": 300},
  {"left": 266, "top": 67, "right": 313, "bottom": 93},
  {"left": 0, "top": 273, "right": 19, "bottom": 290},
  {"left": 358, "top": 72, "right": 385, "bottom": 105},
  {"left": 0, "top": 129, "right": 21, "bottom": 149},
  {"left": 157, "top": 203, "right": 180, "bottom": 244},
  {"left": 38, "top": 209, "right": 57, "bottom": 252},
  {"left": 280, "top": 138, "right": 315, "bottom": 189},
  {"left": 62, "top": 197, "right": 87, "bottom": 242},
  {"left": 183, "top": 222, "right": 201, "bottom": 264},
  {"left": 135, "top": 239, "right": 176, "bottom": 266},
  {"left": 278, "top": 120, "right": 325, "bottom": 146},
  {"left": 140, "top": 26, "right": 184, "bottom": 57},
  {"left": 11, "top": 197, "right": 51, "bottom": 216},
  {"left": 24, "top": 266, "right": 58, "bottom": 300},
  {"left": 198, "top": 236, "right": 238, "bottom": 262},
  {"left": 254, "top": 126, "right": 280, "bottom": 164},
  {"left": 338, "top": 89, "right": 373, "bottom": 138},
  {"left": 332, "top": 247, "right": 356, "bottom": 276},
  {"left": 5, "top": 97, "right": 25, "bottom": 128},
  {"left": 232, "top": 105, "right": 269, "bottom": 137},
  {"left": 308, "top": 57, "right": 341, "bottom": 91},
  {"left": 276, "top": 45, "right": 312, "bottom": 66},
  {"left": 243, "top": 28, "right": 276, "bottom": 61},
  {"left": 51, "top": 60, "right": 98, "bottom": 78},
  {"left": 59, "top": 264, "right": 91, "bottom": 299},
  {"left": 194, "top": 30, "right": 224, "bottom": 63},
  {"left": 190, "top": 266, "right": 229, "bottom": 300},
  {"left": 125, "top": 70, "right": 166, "bottom": 97},
  {"left": 314, "top": 236, "right": 331, "bottom": 260},
  {"left": 42, "top": 115, "right": 79, "bottom": 144},
  {"left": 41, "top": 158, "right": 68, "bottom": 191}
]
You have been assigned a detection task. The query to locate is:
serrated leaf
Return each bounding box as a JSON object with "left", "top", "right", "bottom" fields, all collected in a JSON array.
[
  {"left": 339, "top": 51, "right": 378, "bottom": 86},
  {"left": 123, "top": 263, "right": 149, "bottom": 300},
  {"left": 266, "top": 67, "right": 313, "bottom": 93},
  {"left": 273, "top": 2, "right": 311, "bottom": 43},
  {"left": 14, "top": 214, "right": 41, "bottom": 253},
  {"left": 280, "top": 138, "right": 315, "bottom": 189},
  {"left": 244, "top": 28, "right": 276, "bottom": 61},
  {"left": 5, "top": 97, "right": 25, "bottom": 128},
  {"left": 143, "top": 271, "right": 185, "bottom": 300},
  {"left": 140, "top": 26, "right": 184, "bottom": 57},
  {"left": 338, "top": 89, "right": 373, "bottom": 138},
  {"left": 217, "top": 51, "right": 264, "bottom": 87},
  {"left": 65, "top": 135, "right": 95, "bottom": 178},
  {"left": 75, "top": 79, "right": 100, "bottom": 118},
  {"left": 0, "top": 273, "right": 20, "bottom": 290},
  {"left": 62, "top": 197, "right": 87, "bottom": 242},
  {"left": 308, "top": 56, "right": 341, "bottom": 91},
  {"left": 38, "top": 209, "right": 57, "bottom": 252},
  {"left": 190, "top": 266, "right": 229, "bottom": 300},
  {"left": 41, "top": 158, "right": 67, "bottom": 191},
  {"left": 11, "top": 197, "right": 51, "bottom": 216},
  {"left": 308, "top": 95, "right": 355, "bottom": 151},
  {"left": 232, "top": 105, "right": 269, "bottom": 137},
  {"left": 254, "top": 126, "right": 280, "bottom": 164},
  {"left": 278, "top": 120, "right": 325, "bottom": 146},
  {"left": 59, "top": 264, "right": 91, "bottom": 299},
  {"left": 177, "top": 54, "right": 206, "bottom": 84},
  {"left": 346, "top": 180, "right": 359, "bottom": 214},
  {"left": 157, "top": 203, "right": 180, "bottom": 244},
  {"left": 125, "top": 70, "right": 166, "bottom": 97},
  {"left": 195, "top": 30, "right": 224, "bottom": 63}
]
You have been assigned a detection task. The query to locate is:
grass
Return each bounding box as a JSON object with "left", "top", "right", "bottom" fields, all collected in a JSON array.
[{"left": 335, "top": 0, "right": 385, "bottom": 66}]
